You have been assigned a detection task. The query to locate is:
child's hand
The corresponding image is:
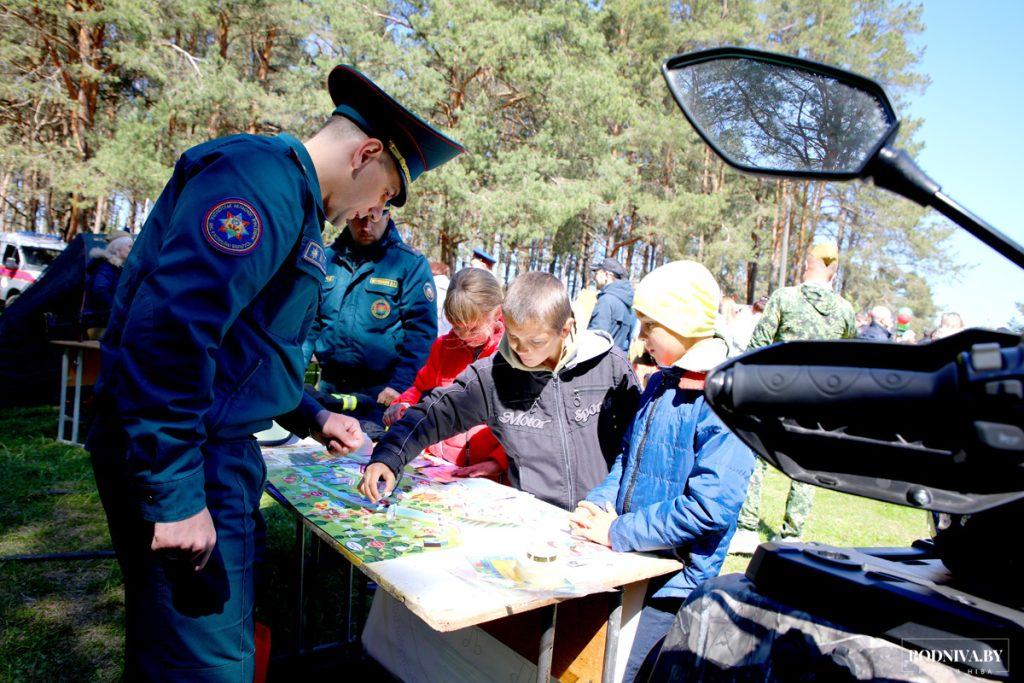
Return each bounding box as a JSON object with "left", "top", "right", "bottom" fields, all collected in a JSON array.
[
  {"left": 569, "top": 501, "right": 617, "bottom": 548},
  {"left": 452, "top": 460, "right": 503, "bottom": 479},
  {"left": 382, "top": 402, "right": 410, "bottom": 426},
  {"left": 358, "top": 463, "right": 396, "bottom": 503}
]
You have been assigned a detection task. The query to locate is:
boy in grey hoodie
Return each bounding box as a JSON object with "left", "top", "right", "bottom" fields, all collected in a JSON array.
[{"left": 359, "top": 272, "right": 640, "bottom": 511}]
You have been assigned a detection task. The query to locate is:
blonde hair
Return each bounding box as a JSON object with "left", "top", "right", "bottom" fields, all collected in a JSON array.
[
  {"left": 444, "top": 268, "right": 503, "bottom": 327},
  {"left": 503, "top": 272, "right": 572, "bottom": 331}
]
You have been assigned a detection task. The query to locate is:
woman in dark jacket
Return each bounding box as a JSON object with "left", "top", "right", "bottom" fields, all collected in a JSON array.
[{"left": 83, "top": 234, "right": 132, "bottom": 339}]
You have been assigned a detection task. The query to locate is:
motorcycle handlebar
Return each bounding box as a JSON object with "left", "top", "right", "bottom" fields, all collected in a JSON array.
[{"left": 707, "top": 363, "right": 962, "bottom": 422}]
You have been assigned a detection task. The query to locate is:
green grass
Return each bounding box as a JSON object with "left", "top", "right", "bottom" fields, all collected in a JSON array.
[
  {"left": 721, "top": 466, "right": 930, "bottom": 575},
  {"left": 0, "top": 406, "right": 930, "bottom": 679},
  {"left": 0, "top": 407, "right": 123, "bottom": 682},
  {"left": 0, "top": 407, "right": 367, "bottom": 682}
]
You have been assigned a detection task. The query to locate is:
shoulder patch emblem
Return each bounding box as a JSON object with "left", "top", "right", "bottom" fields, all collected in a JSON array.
[
  {"left": 423, "top": 282, "right": 436, "bottom": 302},
  {"left": 301, "top": 240, "right": 327, "bottom": 275},
  {"left": 203, "top": 199, "right": 262, "bottom": 255},
  {"left": 370, "top": 298, "right": 391, "bottom": 319}
]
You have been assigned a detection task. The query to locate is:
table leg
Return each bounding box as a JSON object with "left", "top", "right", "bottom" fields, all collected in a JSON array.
[
  {"left": 613, "top": 580, "right": 648, "bottom": 683},
  {"left": 602, "top": 589, "right": 624, "bottom": 683},
  {"left": 57, "top": 350, "right": 69, "bottom": 442},
  {"left": 71, "top": 348, "right": 84, "bottom": 445},
  {"left": 294, "top": 517, "right": 307, "bottom": 655},
  {"left": 354, "top": 568, "right": 368, "bottom": 637},
  {"left": 537, "top": 603, "right": 557, "bottom": 683},
  {"left": 346, "top": 561, "right": 356, "bottom": 644}
]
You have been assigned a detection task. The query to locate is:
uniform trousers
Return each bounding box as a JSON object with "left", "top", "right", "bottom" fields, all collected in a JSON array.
[{"left": 91, "top": 426, "right": 266, "bottom": 681}]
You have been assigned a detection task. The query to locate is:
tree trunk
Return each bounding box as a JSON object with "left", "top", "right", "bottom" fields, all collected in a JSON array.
[
  {"left": 129, "top": 199, "right": 139, "bottom": 233},
  {"left": 747, "top": 224, "right": 760, "bottom": 303},
  {"left": 776, "top": 181, "right": 792, "bottom": 289},
  {"left": 26, "top": 170, "right": 39, "bottom": 232},
  {"left": 93, "top": 194, "right": 107, "bottom": 233},
  {"left": 0, "top": 171, "right": 9, "bottom": 233}
]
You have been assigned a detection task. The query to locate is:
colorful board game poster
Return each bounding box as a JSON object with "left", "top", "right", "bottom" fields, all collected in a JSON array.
[{"left": 266, "top": 455, "right": 461, "bottom": 565}]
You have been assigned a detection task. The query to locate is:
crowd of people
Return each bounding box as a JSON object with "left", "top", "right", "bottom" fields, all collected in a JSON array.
[{"left": 80, "top": 62, "right": 973, "bottom": 681}]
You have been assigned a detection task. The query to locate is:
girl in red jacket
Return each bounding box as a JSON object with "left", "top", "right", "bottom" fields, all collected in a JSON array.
[{"left": 382, "top": 267, "right": 508, "bottom": 479}]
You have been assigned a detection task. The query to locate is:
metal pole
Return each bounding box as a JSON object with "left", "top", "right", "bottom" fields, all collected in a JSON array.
[
  {"left": 295, "top": 518, "right": 306, "bottom": 655},
  {"left": 346, "top": 561, "right": 355, "bottom": 644},
  {"left": 537, "top": 603, "right": 557, "bottom": 683},
  {"left": 602, "top": 590, "right": 624, "bottom": 683},
  {"left": 71, "top": 348, "right": 84, "bottom": 444},
  {"left": 354, "top": 569, "right": 368, "bottom": 637},
  {"left": 57, "top": 349, "right": 69, "bottom": 442},
  {"left": 1, "top": 549, "right": 115, "bottom": 562}
]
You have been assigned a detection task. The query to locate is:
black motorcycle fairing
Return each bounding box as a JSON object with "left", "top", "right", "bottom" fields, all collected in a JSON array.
[{"left": 705, "top": 328, "right": 1024, "bottom": 515}]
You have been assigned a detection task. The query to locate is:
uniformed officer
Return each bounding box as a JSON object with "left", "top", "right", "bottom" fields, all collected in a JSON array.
[
  {"left": 730, "top": 242, "right": 856, "bottom": 554},
  {"left": 86, "top": 65, "right": 464, "bottom": 679},
  {"left": 303, "top": 208, "right": 437, "bottom": 432},
  {"left": 470, "top": 246, "right": 497, "bottom": 271}
]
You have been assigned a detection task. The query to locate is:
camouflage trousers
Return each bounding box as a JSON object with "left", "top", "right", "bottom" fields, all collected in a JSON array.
[{"left": 736, "top": 458, "right": 815, "bottom": 538}]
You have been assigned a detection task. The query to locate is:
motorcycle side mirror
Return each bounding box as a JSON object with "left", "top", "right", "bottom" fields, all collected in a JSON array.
[
  {"left": 663, "top": 47, "right": 1024, "bottom": 271},
  {"left": 663, "top": 48, "right": 898, "bottom": 179}
]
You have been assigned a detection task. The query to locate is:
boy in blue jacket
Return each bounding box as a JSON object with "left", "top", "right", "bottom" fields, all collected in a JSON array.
[{"left": 570, "top": 260, "right": 755, "bottom": 682}]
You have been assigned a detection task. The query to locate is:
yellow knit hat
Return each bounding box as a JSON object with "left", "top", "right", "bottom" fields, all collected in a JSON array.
[{"left": 633, "top": 260, "right": 721, "bottom": 338}]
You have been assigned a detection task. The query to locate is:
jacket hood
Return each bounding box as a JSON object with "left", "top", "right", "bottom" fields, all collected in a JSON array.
[
  {"left": 672, "top": 336, "right": 729, "bottom": 373},
  {"left": 601, "top": 279, "right": 634, "bottom": 308},
  {"left": 498, "top": 328, "right": 613, "bottom": 374},
  {"left": 799, "top": 281, "right": 838, "bottom": 316},
  {"left": 88, "top": 246, "right": 126, "bottom": 268}
]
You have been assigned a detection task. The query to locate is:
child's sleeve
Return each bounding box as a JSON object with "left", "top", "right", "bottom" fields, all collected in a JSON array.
[
  {"left": 369, "top": 362, "right": 491, "bottom": 476},
  {"left": 588, "top": 368, "right": 646, "bottom": 508},
  {"left": 608, "top": 412, "right": 755, "bottom": 553}
]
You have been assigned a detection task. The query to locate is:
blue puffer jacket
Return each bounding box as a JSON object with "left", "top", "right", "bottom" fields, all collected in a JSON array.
[{"left": 586, "top": 364, "right": 755, "bottom": 600}]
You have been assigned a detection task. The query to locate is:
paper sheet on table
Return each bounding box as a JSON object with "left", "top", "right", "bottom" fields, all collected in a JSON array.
[{"left": 418, "top": 465, "right": 459, "bottom": 483}]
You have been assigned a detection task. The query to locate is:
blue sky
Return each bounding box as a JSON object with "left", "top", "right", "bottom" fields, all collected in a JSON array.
[{"left": 907, "top": 2, "right": 1024, "bottom": 328}]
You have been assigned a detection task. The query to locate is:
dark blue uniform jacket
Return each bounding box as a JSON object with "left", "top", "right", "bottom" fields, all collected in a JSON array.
[
  {"left": 92, "top": 133, "right": 327, "bottom": 523},
  {"left": 302, "top": 222, "right": 436, "bottom": 395}
]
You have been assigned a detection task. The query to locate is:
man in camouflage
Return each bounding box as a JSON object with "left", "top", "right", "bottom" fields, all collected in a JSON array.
[{"left": 729, "top": 242, "right": 857, "bottom": 554}]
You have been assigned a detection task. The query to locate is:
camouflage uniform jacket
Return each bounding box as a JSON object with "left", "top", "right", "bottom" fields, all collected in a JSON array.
[{"left": 749, "top": 282, "right": 857, "bottom": 348}]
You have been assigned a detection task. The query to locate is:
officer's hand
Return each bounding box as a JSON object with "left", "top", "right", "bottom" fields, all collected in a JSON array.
[
  {"left": 315, "top": 413, "right": 366, "bottom": 455},
  {"left": 377, "top": 387, "right": 401, "bottom": 406},
  {"left": 452, "top": 460, "right": 503, "bottom": 479},
  {"left": 151, "top": 507, "right": 218, "bottom": 571},
  {"left": 382, "top": 401, "right": 410, "bottom": 427},
  {"left": 358, "top": 463, "right": 396, "bottom": 503}
]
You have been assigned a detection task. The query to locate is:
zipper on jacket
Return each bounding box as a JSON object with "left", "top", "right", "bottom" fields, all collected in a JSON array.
[
  {"left": 621, "top": 385, "right": 665, "bottom": 514},
  {"left": 552, "top": 374, "right": 575, "bottom": 508}
]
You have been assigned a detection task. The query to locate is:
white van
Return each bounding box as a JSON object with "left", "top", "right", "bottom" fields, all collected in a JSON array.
[{"left": 0, "top": 232, "right": 66, "bottom": 306}]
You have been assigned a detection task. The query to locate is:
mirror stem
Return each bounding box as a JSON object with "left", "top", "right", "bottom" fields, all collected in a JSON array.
[{"left": 869, "top": 145, "right": 1024, "bottom": 270}]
